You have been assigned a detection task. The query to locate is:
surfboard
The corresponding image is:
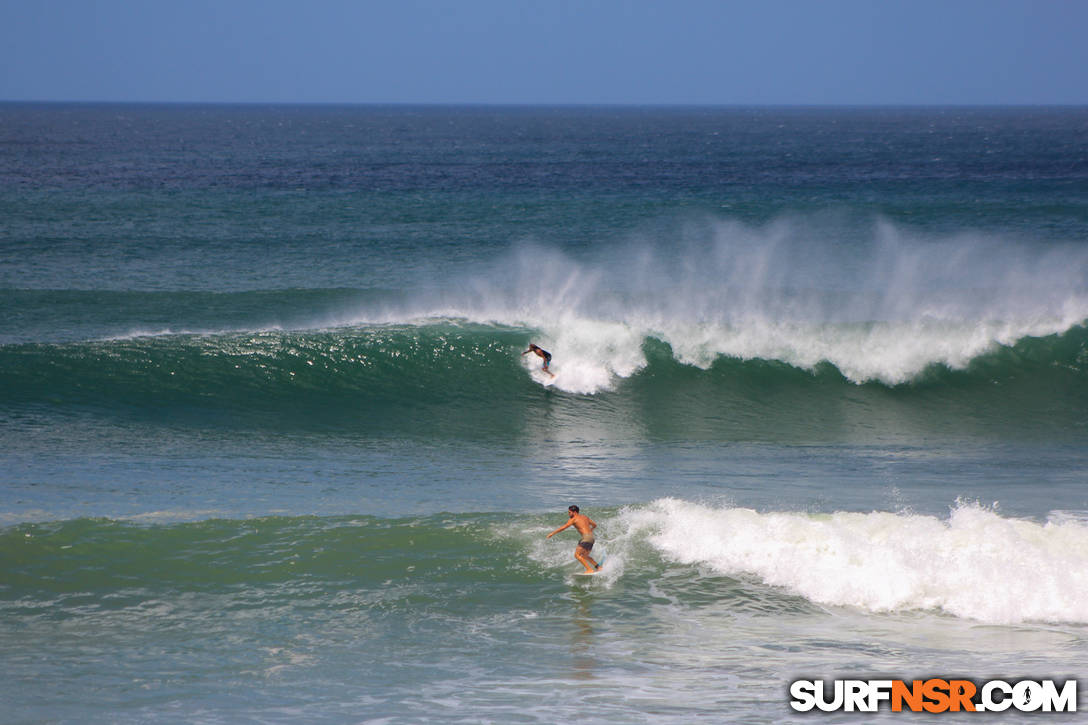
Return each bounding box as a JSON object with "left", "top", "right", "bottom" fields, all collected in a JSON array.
[{"left": 530, "top": 369, "right": 558, "bottom": 386}]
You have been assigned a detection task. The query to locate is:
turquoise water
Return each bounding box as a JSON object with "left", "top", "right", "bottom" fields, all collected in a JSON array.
[{"left": 2, "top": 104, "right": 1087, "bottom": 722}]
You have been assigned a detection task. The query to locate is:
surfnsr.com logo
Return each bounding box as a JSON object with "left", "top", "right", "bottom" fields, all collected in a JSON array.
[{"left": 789, "top": 679, "right": 1078, "bottom": 713}]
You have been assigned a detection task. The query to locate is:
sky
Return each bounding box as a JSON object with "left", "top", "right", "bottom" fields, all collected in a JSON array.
[{"left": 1, "top": 0, "right": 1086, "bottom": 105}]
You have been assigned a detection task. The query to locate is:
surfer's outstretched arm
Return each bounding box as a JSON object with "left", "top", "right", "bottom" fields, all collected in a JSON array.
[{"left": 546, "top": 520, "right": 573, "bottom": 539}]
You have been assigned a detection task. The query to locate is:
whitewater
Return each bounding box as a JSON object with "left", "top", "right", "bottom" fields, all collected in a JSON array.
[
  {"left": 3, "top": 104, "right": 1087, "bottom": 723},
  {"left": 603, "top": 499, "right": 1088, "bottom": 625}
]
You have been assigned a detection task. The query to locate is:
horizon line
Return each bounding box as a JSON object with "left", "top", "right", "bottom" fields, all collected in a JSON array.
[{"left": 3, "top": 99, "right": 1087, "bottom": 110}]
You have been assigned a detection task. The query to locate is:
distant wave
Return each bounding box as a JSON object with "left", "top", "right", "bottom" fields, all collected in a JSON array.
[
  {"left": 1, "top": 320, "right": 1085, "bottom": 440},
  {"left": 3, "top": 301, "right": 1085, "bottom": 392},
  {"left": 3, "top": 320, "right": 1086, "bottom": 399},
  {"left": 6, "top": 216, "right": 1087, "bottom": 389},
  {"left": 3, "top": 216, "right": 1086, "bottom": 437}
]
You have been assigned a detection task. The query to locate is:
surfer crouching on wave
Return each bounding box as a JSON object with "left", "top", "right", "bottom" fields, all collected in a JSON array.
[
  {"left": 546, "top": 505, "right": 600, "bottom": 573},
  {"left": 521, "top": 343, "right": 554, "bottom": 377}
]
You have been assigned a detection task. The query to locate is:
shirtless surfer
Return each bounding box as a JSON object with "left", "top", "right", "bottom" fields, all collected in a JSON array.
[
  {"left": 521, "top": 343, "right": 554, "bottom": 377},
  {"left": 546, "top": 505, "right": 600, "bottom": 573}
]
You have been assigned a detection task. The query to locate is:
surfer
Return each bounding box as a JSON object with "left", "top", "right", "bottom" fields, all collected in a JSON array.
[
  {"left": 521, "top": 343, "right": 553, "bottom": 376},
  {"left": 546, "top": 505, "right": 600, "bottom": 573}
]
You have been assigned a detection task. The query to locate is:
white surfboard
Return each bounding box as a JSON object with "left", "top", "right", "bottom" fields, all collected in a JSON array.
[{"left": 530, "top": 368, "right": 558, "bottom": 386}]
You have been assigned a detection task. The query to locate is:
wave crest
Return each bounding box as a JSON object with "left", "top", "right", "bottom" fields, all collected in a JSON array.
[
  {"left": 614, "top": 499, "right": 1088, "bottom": 625},
  {"left": 355, "top": 216, "right": 1088, "bottom": 391}
]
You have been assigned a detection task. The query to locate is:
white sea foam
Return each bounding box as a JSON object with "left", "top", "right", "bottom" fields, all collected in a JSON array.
[
  {"left": 615, "top": 498, "right": 1088, "bottom": 625},
  {"left": 342, "top": 216, "right": 1088, "bottom": 393},
  {"left": 101, "top": 325, "right": 285, "bottom": 342},
  {"left": 518, "top": 320, "right": 646, "bottom": 395}
]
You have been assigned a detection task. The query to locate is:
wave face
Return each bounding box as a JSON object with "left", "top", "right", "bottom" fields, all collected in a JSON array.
[
  {"left": 2, "top": 320, "right": 1087, "bottom": 439},
  {"left": 3, "top": 218, "right": 1086, "bottom": 441},
  {"left": 7, "top": 501, "right": 1088, "bottom": 626}
]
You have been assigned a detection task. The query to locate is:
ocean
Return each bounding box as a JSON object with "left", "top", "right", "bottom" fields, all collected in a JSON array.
[{"left": 1, "top": 103, "right": 1087, "bottom": 723}]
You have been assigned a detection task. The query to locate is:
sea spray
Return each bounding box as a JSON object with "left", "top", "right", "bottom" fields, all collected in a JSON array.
[{"left": 332, "top": 216, "right": 1088, "bottom": 391}]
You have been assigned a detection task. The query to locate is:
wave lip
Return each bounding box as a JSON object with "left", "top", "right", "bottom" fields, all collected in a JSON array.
[{"left": 619, "top": 499, "right": 1088, "bottom": 625}]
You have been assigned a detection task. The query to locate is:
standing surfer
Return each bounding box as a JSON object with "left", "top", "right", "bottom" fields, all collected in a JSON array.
[
  {"left": 546, "top": 505, "right": 601, "bottom": 573},
  {"left": 522, "top": 343, "right": 554, "bottom": 377}
]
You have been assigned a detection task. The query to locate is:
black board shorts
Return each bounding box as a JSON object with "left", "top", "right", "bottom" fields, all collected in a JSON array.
[{"left": 577, "top": 540, "right": 594, "bottom": 552}]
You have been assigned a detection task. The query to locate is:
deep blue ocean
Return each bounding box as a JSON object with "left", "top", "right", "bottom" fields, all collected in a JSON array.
[{"left": 2, "top": 104, "right": 1087, "bottom": 722}]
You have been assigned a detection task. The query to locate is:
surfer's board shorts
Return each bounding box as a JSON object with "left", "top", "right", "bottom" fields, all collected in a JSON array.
[{"left": 577, "top": 540, "right": 594, "bottom": 552}]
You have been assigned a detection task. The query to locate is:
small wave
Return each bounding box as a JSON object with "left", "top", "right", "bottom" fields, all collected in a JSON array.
[
  {"left": 8, "top": 504, "right": 1088, "bottom": 626},
  {"left": 613, "top": 498, "right": 1088, "bottom": 625}
]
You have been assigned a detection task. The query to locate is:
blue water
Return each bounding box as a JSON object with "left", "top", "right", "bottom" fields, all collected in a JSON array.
[{"left": 2, "top": 104, "right": 1088, "bottom": 723}]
